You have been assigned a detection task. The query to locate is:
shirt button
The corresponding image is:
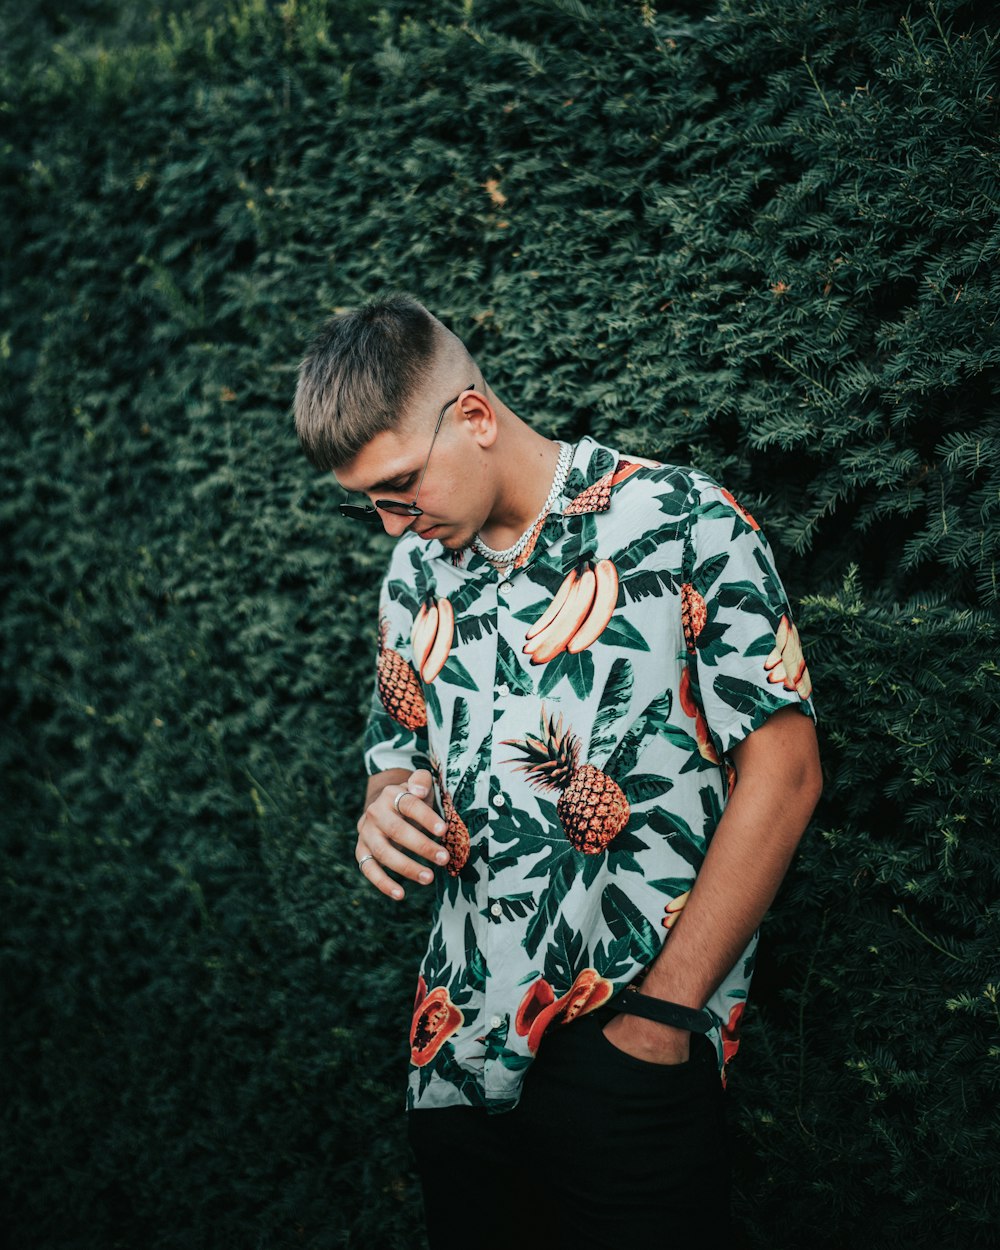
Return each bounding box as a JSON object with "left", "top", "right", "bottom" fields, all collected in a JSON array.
[
  {"left": 492, "top": 793, "right": 506, "bottom": 809},
  {"left": 497, "top": 683, "right": 510, "bottom": 697},
  {"left": 490, "top": 1015, "right": 503, "bottom": 1030},
  {"left": 498, "top": 580, "right": 513, "bottom": 593},
  {"left": 490, "top": 902, "right": 502, "bottom": 917}
]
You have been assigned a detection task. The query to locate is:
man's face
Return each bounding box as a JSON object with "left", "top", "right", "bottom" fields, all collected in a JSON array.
[{"left": 334, "top": 407, "right": 489, "bottom": 550}]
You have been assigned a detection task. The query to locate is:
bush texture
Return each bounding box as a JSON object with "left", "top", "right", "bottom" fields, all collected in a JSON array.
[{"left": 2, "top": 2, "right": 998, "bottom": 1247}]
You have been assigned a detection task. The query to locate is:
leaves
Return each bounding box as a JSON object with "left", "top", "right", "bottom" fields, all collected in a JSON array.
[
  {"left": 600, "top": 883, "right": 661, "bottom": 964},
  {"left": 588, "top": 656, "right": 634, "bottom": 760}
]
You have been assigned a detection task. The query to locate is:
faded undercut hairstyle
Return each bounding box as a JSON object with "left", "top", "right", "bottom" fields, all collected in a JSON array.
[{"left": 294, "top": 293, "right": 453, "bottom": 472}]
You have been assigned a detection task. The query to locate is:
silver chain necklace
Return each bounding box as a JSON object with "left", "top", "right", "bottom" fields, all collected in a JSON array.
[{"left": 472, "top": 441, "right": 574, "bottom": 573}]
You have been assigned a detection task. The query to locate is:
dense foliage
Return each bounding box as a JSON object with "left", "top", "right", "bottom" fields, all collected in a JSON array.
[{"left": 2, "top": 1, "right": 998, "bottom": 1246}]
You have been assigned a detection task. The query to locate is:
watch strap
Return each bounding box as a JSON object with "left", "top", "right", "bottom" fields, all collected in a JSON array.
[{"left": 608, "top": 989, "right": 714, "bottom": 1034}]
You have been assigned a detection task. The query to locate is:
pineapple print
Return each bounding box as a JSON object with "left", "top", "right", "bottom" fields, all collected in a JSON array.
[
  {"left": 562, "top": 457, "right": 652, "bottom": 515},
  {"left": 376, "top": 616, "right": 427, "bottom": 730},
  {"left": 680, "top": 583, "right": 707, "bottom": 655},
  {"left": 429, "top": 755, "right": 470, "bottom": 876},
  {"left": 501, "top": 707, "right": 630, "bottom": 853}
]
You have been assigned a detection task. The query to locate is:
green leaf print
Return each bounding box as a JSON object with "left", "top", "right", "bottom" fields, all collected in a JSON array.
[
  {"left": 536, "top": 647, "right": 595, "bottom": 701},
  {"left": 752, "top": 544, "right": 787, "bottom": 608},
  {"left": 431, "top": 1046, "right": 487, "bottom": 1108},
  {"left": 598, "top": 616, "right": 651, "bottom": 652},
  {"left": 647, "top": 876, "right": 695, "bottom": 897},
  {"left": 542, "top": 914, "right": 584, "bottom": 991},
  {"left": 424, "top": 681, "right": 442, "bottom": 728},
  {"left": 694, "top": 551, "right": 730, "bottom": 593},
  {"left": 465, "top": 914, "right": 487, "bottom": 992},
  {"left": 593, "top": 934, "right": 637, "bottom": 981},
  {"left": 454, "top": 733, "right": 492, "bottom": 811},
  {"left": 605, "top": 691, "right": 673, "bottom": 777},
  {"left": 695, "top": 625, "right": 740, "bottom": 665},
  {"left": 601, "top": 883, "right": 660, "bottom": 964},
  {"left": 455, "top": 613, "right": 496, "bottom": 646},
  {"left": 699, "top": 783, "right": 725, "bottom": 832},
  {"left": 524, "top": 842, "right": 574, "bottom": 883},
  {"left": 621, "top": 773, "right": 673, "bottom": 805},
  {"left": 496, "top": 635, "right": 535, "bottom": 696},
  {"left": 619, "top": 569, "right": 679, "bottom": 606},
  {"left": 714, "top": 579, "right": 769, "bottom": 613},
  {"left": 588, "top": 657, "right": 634, "bottom": 760},
  {"left": 486, "top": 893, "right": 536, "bottom": 923},
  {"left": 524, "top": 854, "right": 578, "bottom": 959},
  {"left": 713, "top": 674, "right": 797, "bottom": 720},
  {"left": 450, "top": 697, "right": 470, "bottom": 764},
  {"left": 562, "top": 512, "right": 598, "bottom": 569},
  {"left": 512, "top": 598, "right": 552, "bottom": 625},
  {"left": 612, "top": 525, "right": 672, "bottom": 576},
  {"left": 388, "top": 577, "right": 421, "bottom": 614},
  {"left": 646, "top": 809, "right": 705, "bottom": 871},
  {"left": 437, "top": 655, "right": 479, "bottom": 690}
]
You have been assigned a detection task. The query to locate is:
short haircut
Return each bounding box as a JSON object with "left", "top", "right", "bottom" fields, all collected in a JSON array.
[{"left": 294, "top": 293, "right": 454, "bottom": 472}]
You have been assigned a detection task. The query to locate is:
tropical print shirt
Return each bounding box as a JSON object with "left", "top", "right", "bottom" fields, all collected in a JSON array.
[{"left": 363, "top": 435, "right": 818, "bottom": 1115}]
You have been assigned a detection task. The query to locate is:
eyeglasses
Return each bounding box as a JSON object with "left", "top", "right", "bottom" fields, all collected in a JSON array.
[{"left": 338, "top": 382, "right": 477, "bottom": 522}]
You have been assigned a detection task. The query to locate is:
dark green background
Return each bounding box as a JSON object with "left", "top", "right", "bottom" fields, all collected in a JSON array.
[{"left": 3, "top": 1, "right": 998, "bottom": 1246}]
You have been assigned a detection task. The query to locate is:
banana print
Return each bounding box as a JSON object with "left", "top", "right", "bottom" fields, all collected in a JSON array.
[
  {"left": 410, "top": 594, "right": 455, "bottom": 683},
  {"left": 763, "top": 614, "right": 812, "bottom": 699},
  {"left": 522, "top": 559, "right": 619, "bottom": 664}
]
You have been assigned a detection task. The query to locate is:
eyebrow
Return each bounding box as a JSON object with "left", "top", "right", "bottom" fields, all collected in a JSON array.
[{"left": 362, "top": 466, "right": 417, "bottom": 494}]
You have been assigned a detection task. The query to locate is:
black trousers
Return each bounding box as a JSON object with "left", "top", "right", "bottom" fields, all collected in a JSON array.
[{"left": 407, "top": 1004, "right": 733, "bottom": 1250}]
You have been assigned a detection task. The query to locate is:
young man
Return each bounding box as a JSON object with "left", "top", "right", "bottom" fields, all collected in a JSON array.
[{"left": 295, "top": 294, "right": 823, "bottom": 1250}]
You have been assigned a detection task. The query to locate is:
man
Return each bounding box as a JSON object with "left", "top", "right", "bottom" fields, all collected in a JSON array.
[{"left": 294, "top": 294, "right": 822, "bottom": 1250}]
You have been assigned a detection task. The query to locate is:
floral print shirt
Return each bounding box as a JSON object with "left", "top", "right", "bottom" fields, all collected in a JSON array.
[{"left": 363, "top": 436, "right": 818, "bottom": 1114}]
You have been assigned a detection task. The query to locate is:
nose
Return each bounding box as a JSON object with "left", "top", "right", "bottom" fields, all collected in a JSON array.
[{"left": 380, "top": 509, "right": 416, "bottom": 539}]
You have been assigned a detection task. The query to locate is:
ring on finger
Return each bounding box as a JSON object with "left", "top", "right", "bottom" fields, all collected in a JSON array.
[
  {"left": 392, "top": 790, "right": 409, "bottom": 815},
  {"left": 358, "top": 853, "right": 375, "bottom": 872}
]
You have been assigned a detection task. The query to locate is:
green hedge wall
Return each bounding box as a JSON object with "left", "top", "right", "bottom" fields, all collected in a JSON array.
[{"left": 2, "top": 2, "right": 998, "bottom": 1247}]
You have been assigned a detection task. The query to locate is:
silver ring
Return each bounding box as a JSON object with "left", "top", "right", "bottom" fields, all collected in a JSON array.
[
  {"left": 357, "top": 853, "right": 375, "bottom": 872},
  {"left": 392, "top": 790, "right": 409, "bottom": 815}
]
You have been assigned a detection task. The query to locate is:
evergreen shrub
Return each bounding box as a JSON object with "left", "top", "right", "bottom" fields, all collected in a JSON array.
[{"left": 2, "top": 1, "right": 997, "bottom": 1246}]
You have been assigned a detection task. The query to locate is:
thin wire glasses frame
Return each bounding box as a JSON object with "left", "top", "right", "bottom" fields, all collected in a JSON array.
[{"left": 338, "top": 383, "right": 477, "bottom": 522}]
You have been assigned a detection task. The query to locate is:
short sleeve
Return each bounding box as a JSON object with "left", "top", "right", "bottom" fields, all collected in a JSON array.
[
  {"left": 680, "top": 471, "right": 818, "bottom": 760},
  {"left": 362, "top": 554, "right": 430, "bottom": 777}
]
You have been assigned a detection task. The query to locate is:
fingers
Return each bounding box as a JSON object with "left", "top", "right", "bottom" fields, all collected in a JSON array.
[
  {"left": 407, "top": 767, "right": 434, "bottom": 799},
  {"left": 355, "top": 781, "right": 450, "bottom": 900}
]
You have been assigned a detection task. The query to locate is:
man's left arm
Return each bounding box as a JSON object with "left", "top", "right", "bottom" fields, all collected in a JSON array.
[{"left": 602, "top": 704, "right": 823, "bottom": 1063}]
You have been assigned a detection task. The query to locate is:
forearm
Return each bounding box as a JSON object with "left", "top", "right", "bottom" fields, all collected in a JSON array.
[{"left": 640, "top": 762, "right": 822, "bottom": 1011}]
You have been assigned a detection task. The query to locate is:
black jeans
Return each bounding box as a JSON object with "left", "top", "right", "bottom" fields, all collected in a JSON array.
[{"left": 407, "top": 1004, "right": 732, "bottom": 1250}]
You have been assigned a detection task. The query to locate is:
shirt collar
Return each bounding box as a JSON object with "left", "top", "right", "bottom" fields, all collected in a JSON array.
[{"left": 430, "top": 436, "right": 621, "bottom": 571}]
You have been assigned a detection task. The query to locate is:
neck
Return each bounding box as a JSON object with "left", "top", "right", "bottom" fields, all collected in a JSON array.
[{"left": 477, "top": 425, "right": 565, "bottom": 551}]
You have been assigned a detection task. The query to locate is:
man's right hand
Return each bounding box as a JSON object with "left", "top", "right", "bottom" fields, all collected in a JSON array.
[{"left": 355, "top": 768, "right": 450, "bottom": 900}]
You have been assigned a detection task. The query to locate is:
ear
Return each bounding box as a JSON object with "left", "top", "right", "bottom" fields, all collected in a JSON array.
[{"left": 456, "top": 388, "right": 498, "bottom": 449}]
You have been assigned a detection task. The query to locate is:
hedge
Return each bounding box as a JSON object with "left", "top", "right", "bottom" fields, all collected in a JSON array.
[{"left": 2, "top": 1, "right": 998, "bottom": 1246}]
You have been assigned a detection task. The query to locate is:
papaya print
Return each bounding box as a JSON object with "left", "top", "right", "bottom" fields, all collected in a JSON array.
[
  {"left": 719, "top": 486, "right": 760, "bottom": 531},
  {"left": 678, "top": 667, "right": 720, "bottom": 764},
  {"left": 501, "top": 706, "right": 631, "bottom": 854},
  {"left": 410, "top": 984, "right": 464, "bottom": 1067},
  {"left": 376, "top": 616, "right": 426, "bottom": 730},
  {"left": 363, "top": 436, "right": 818, "bottom": 1114},
  {"left": 720, "top": 1000, "right": 745, "bottom": 1088},
  {"left": 522, "top": 559, "right": 619, "bottom": 664},
  {"left": 515, "top": 969, "right": 613, "bottom": 1053},
  {"left": 411, "top": 594, "right": 455, "bottom": 683}
]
